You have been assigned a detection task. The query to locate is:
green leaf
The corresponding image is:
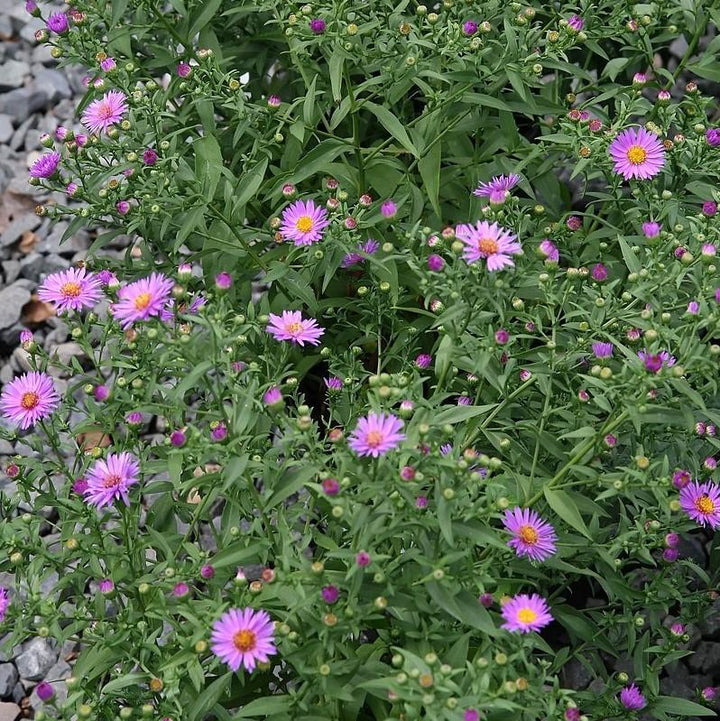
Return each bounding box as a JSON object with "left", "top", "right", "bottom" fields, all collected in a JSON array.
[
  {"left": 652, "top": 696, "right": 717, "bottom": 716},
  {"left": 303, "top": 74, "right": 318, "bottom": 127},
  {"left": 187, "top": 673, "right": 231, "bottom": 721},
  {"left": 603, "top": 57, "right": 629, "bottom": 81},
  {"left": 234, "top": 158, "right": 268, "bottom": 210},
  {"left": 431, "top": 404, "right": 495, "bottom": 425},
  {"left": 426, "top": 582, "right": 497, "bottom": 635},
  {"left": 418, "top": 139, "right": 441, "bottom": 217},
  {"left": 194, "top": 135, "right": 223, "bottom": 199},
  {"left": 543, "top": 487, "right": 592, "bottom": 540},
  {"left": 329, "top": 47, "right": 344, "bottom": 102},
  {"left": 188, "top": 0, "right": 223, "bottom": 39},
  {"left": 618, "top": 236, "right": 641, "bottom": 273},
  {"left": 233, "top": 695, "right": 292, "bottom": 718},
  {"left": 110, "top": 0, "right": 130, "bottom": 25},
  {"left": 212, "top": 541, "right": 268, "bottom": 569},
  {"left": 363, "top": 101, "right": 420, "bottom": 157},
  {"left": 103, "top": 673, "right": 147, "bottom": 695}
]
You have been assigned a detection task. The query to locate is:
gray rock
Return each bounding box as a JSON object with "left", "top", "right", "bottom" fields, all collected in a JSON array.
[
  {"left": 9, "top": 115, "right": 35, "bottom": 152},
  {"left": 48, "top": 342, "right": 84, "bottom": 368},
  {"left": 10, "top": 684, "right": 23, "bottom": 704},
  {"left": 0, "top": 701, "right": 20, "bottom": 721},
  {"left": 0, "top": 440, "right": 13, "bottom": 455},
  {"left": 31, "top": 44, "right": 54, "bottom": 66},
  {"left": 14, "top": 638, "right": 57, "bottom": 681},
  {"left": 33, "top": 68, "right": 71, "bottom": 102},
  {"left": 0, "top": 116, "right": 12, "bottom": 144},
  {"left": 0, "top": 212, "right": 41, "bottom": 248},
  {"left": 0, "top": 60, "right": 29, "bottom": 91},
  {"left": 0, "top": 86, "right": 48, "bottom": 123},
  {"left": 700, "top": 599, "right": 720, "bottom": 639},
  {"left": 0, "top": 284, "right": 30, "bottom": 331},
  {"left": 561, "top": 658, "right": 593, "bottom": 690},
  {"left": 19, "top": 251, "right": 66, "bottom": 282},
  {"left": 687, "top": 640, "right": 720, "bottom": 673},
  {"left": 2, "top": 261, "right": 20, "bottom": 285},
  {"left": 0, "top": 663, "right": 18, "bottom": 698}
]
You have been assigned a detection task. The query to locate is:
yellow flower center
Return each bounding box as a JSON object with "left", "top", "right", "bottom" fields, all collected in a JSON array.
[
  {"left": 103, "top": 474, "right": 122, "bottom": 489},
  {"left": 295, "top": 216, "right": 314, "bottom": 233},
  {"left": 286, "top": 321, "right": 303, "bottom": 334},
  {"left": 517, "top": 607, "right": 538, "bottom": 624},
  {"left": 626, "top": 145, "right": 647, "bottom": 165},
  {"left": 60, "top": 281, "right": 82, "bottom": 298},
  {"left": 478, "top": 237, "right": 499, "bottom": 255},
  {"left": 518, "top": 525, "right": 539, "bottom": 544},
  {"left": 133, "top": 292, "right": 152, "bottom": 310},
  {"left": 695, "top": 495, "right": 715, "bottom": 514},
  {"left": 365, "top": 430, "right": 384, "bottom": 448},
  {"left": 21, "top": 392, "right": 39, "bottom": 410},
  {"left": 233, "top": 629, "right": 257, "bottom": 652}
]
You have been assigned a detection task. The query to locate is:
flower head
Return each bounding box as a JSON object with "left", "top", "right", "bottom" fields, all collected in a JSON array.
[
  {"left": 638, "top": 349, "right": 675, "bottom": 373},
  {"left": 707, "top": 128, "right": 720, "bottom": 147},
  {"left": 642, "top": 221, "right": 661, "bottom": 238},
  {"left": 456, "top": 220, "right": 521, "bottom": 271},
  {"left": 47, "top": 12, "right": 68, "bottom": 33},
  {"left": 1, "top": 372, "right": 60, "bottom": 429},
  {"left": 38, "top": 267, "right": 102, "bottom": 314},
  {"left": 84, "top": 451, "right": 141, "bottom": 509},
  {"left": 0, "top": 587, "right": 9, "bottom": 622},
  {"left": 266, "top": 310, "right": 324, "bottom": 346},
  {"left": 111, "top": 273, "right": 174, "bottom": 329},
  {"left": 35, "top": 681, "right": 54, "bottom": 702},
  {"left": 381, "top": 199, "right": 397, "bottom": 219},
  {"left": 211, "top": 607, "right": 276, "bottom": 673},
  {"left": 620, "top": 684, "right": 646, "bottom": 710},
  {"left": 262, "top": 386, "right": 283, "bottom": 407},
  {"left": 609, "top": 127, "right": 665, "bottom": 181},
  {"left": 100, "top": 57, "right": 116, "bottom": 72},
  {"left": 501, "top": 593, "right": 553, "bottom": 633},
  {"left": 81, "top": 90, "right": 128, "bottom": 135},
  {"left": 473, "top": 174, "right": 520, "bottom": 204},
  {"left": 159, "top": 295, "right": 205, "bottom": 323},
  {"left": 310, "top": 18, "right": 326, "bottom": 34},
  {"left": 348, "top": 412, "right": 405, "bottom": 457},
  {"left": 503, "top": 507, "right": 557, "bottom": 562},
  {"left": 591, "top": 263, "right": 608, "bottom": 281},
  {"left": 321, "top": 585, "right": 339, "bottom": 604},
  {"left": 415, "top": 354, "right": 432, "bottom": 369},
  {"left": 567, "top": 14, "right": 584, "bottom": 31},
  {"left": 341, "top": 239, "right": 380, "bottom": 268},
  {"left": 679, "top": 481, "right": 720, "bottom": 529},
  {"left": 462, "top": 20, "right": 478, "bottom": 36},
  {"left": 280, "top": 199, "right": 330, "bottom": 246},
  {"left": 30, "top": 152, "right": 61, "bottom": 179},
  {"left": 592, "top": 342, "right": 613, "bottom": 358},
  {"left": 539, "top": 239, "right": 559, "bottom": 262}
]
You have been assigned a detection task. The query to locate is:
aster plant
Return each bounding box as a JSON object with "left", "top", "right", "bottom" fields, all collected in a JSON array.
[{"left": 4, "top": 1, "right": 720, "bottom": 721}]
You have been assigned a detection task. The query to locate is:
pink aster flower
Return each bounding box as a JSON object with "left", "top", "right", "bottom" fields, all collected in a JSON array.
[
  {"left": 642, "top": 221, "right": 661, "bottom": 238},
  {"left": 679, "top": 481, "right": 720, "bottom": 529},
  {"left": 638, "top": 349, "right": 675, "bottom": 373},
  {"left": 567, "top": 14, "right": 584, "bottom": 31},
  {"left": 620, "top": 684, "right": 646, "bottom": 710},
  {"left": 111, "top": 273, "right": 174, "bottom": 329},
  {"left": 348, "top": 412, "right": 406, "bottom": 457},
  {"left": 38, "top": 267, "right": 102, "bottom": 314},
  {"left": 210, "top": 607, "right": 276, "bottom": 673},
  {"left": 83, "top": 451, "right": 140, "bottom": 509},
  {"left": 592, "top": 342, "right": 614, "bottom": 358},
  {"left": 456, "top": 220, "right": 521, "bottom": 271},
  {"left": 1, "top": 372, "right": 60, "bottom": 429},
  {"left": 81, "top": 90, "right": 128, "bottom": 135},
  {"left": 262, "top": 386, "right": 283, "bottom": 407},
  {"left": 473, "top": 174, "right": 520, "bottom": 204},
  {"left": 266, "top": 310, "right": 324, "bottom": 346},
  {"left": 673, "top": 470, "right": 691, "bottom": 489},
  {"left": 280, "top": 199, "right": 330, "bottom": 246},
  {"left": 46, "top": 12, "right": 68, "bottom": 33},
  {"left": 539, "top": 239, "right": 559, "bottom": 262},
  {"left": 100, "top": 57, "right": 116, "bottom": 72},
  {"left": 415, "top": 354, "right": 432, "bottom": 369},
  {"left": 503, "top": 507, "right": 557, "bottom": 562},
  {"left": 501, "top": 593, "right": 553, "bottom": 633},
  {"left": 608, "top": 127, "right": 665, "bottom": 181},
  {"left": 381, "top": 199, "right": 397, "bottom": 219},
  {"left": 30, "top": 152, "right": 61, "bottom": 179},
  {"left": 0, "top": 587, "right": 9, "bottom": 622}
]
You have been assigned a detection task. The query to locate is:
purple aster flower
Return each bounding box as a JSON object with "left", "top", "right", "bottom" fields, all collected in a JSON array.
[
  {"left": 566, "top": 215, "right": 582, "bottom": 231},
  {"left": 703, "top": 201, "right": 717, "bottom": 217},
  {"left": 662, "top": 548, "right": 678, "bottom": 562},
  {"left": 262, "top": 386, "right": 283, "bottom": 407},
  {"left": 341, "top": 238, "right": 380, "bottom": 268},
  {"left": 38, "top": 267, "right": 102, "bottom": 314},
  {"left": 81, "top": 90, "right": 128, "bottom": 135},
  {"left": 456, "top": 220, "right": 522, "bottom": 270},
  {"left": 638, "top": 349, "right": 675, "bottom": 373},
  {"left": 177, "top": 62, "right": 192, "bottom": 77},
  {"left": 539, "top": 239, "right": 559, "bottom": 262},
  {"left": 46, "top": 12, "right": 69, "bottom": 33},
  {"left": 679, "top": 481, "right": 720, "bottom": 529},
  {"left": 687, "top": 301, "right": 700, "bottom": 314},
  {"left": 501, "top": 593, "right": 553, "bottom": 633},
  {"left": 427, "top": 254, "right": 445, "bottom": 271},
  {"left": 567, "top": 14, "right": 584, "bottom": 31},
  {"left": 706, "top": 128, "right": 720, "bottom": 147},
  {"left": 473, "top": 173, "right": 520, "bottom": 204},
  {"left": 591, "top": 263, "right": 608, "bottom": 281},
  {"left": 322, "top": 478, "right": 340, "bottom": 495},
  {"left": 415, "top": 354, "right": 432, "bottom": 369},
  {"left": 266, "top": 310, "right": 324, "bottom": 346},
  {"left": 592, "top": 342, "right": 613, "bottom": 358},
  {"left": 0, "top": 587, "right": 9, "bottom": 622},
  {"left": 211, "top": 422, "right": 227, "bottom": 442},
  {"left": 280, "top": 199, "right": 330, "bottom": 246},
  {"left": 608, "top": 127, "right": 665, "bottom": 181},
  {"left": 620, "top": 684, "right": 646, "bottom": 710},
  {"left": 462, "top": 20, "right": 478, "bottom": 36},
  {"left": 348, "top": 413, "right": 405, "bottom": 457},
  {"left": 310, "top": 18, "right": 326, "bottom": 34},
  {"left": 503, "top": 507, "right": 557, "bottom": 562},
  {"left": 324, "top": 377, "right": 343, "bottom": 391},
  {"left": 321, "top": 585, "right": 339, "bottom": 604},
  {"left": 1, "top": 371, "right": 60, "bottom": 429},
  {"left": 83, "top": 451, "right": 141, "bottom": 509},
  {"left": 170, "top": 430, "right": 186, "bottom": 447},
  {"left": 35, "top": 682, "right": 54, "bottom": 702},
  {"left": 210, "top": 607, "right": 276, "bottom": 673},
  {"left": 356, "top": 551, "right": 371, "bottom": 567},
  {"left": 200, "top": 564, "right": 215, "bottom": 579},
  {"left": 100, "top": 57, "right": 116, "bottom": 72},
  {"left": 143, "top": 148, "right": 158, "bottom": 165},
  {"left": 642, "top": 221, "right": 661, "bottom": 238},
  {"left": 30, "top": 152, "right": 61, "bottom": 179},
  {"left": 381, "top": 199, "right": 397, "bottom": 219},
  {"left": 110, "top": 273, "right": 174, "bottom": 329}
]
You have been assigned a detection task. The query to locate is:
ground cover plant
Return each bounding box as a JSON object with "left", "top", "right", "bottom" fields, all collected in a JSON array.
[{"left": 3, "top": 0, "right": 720, "bottom": 719}]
